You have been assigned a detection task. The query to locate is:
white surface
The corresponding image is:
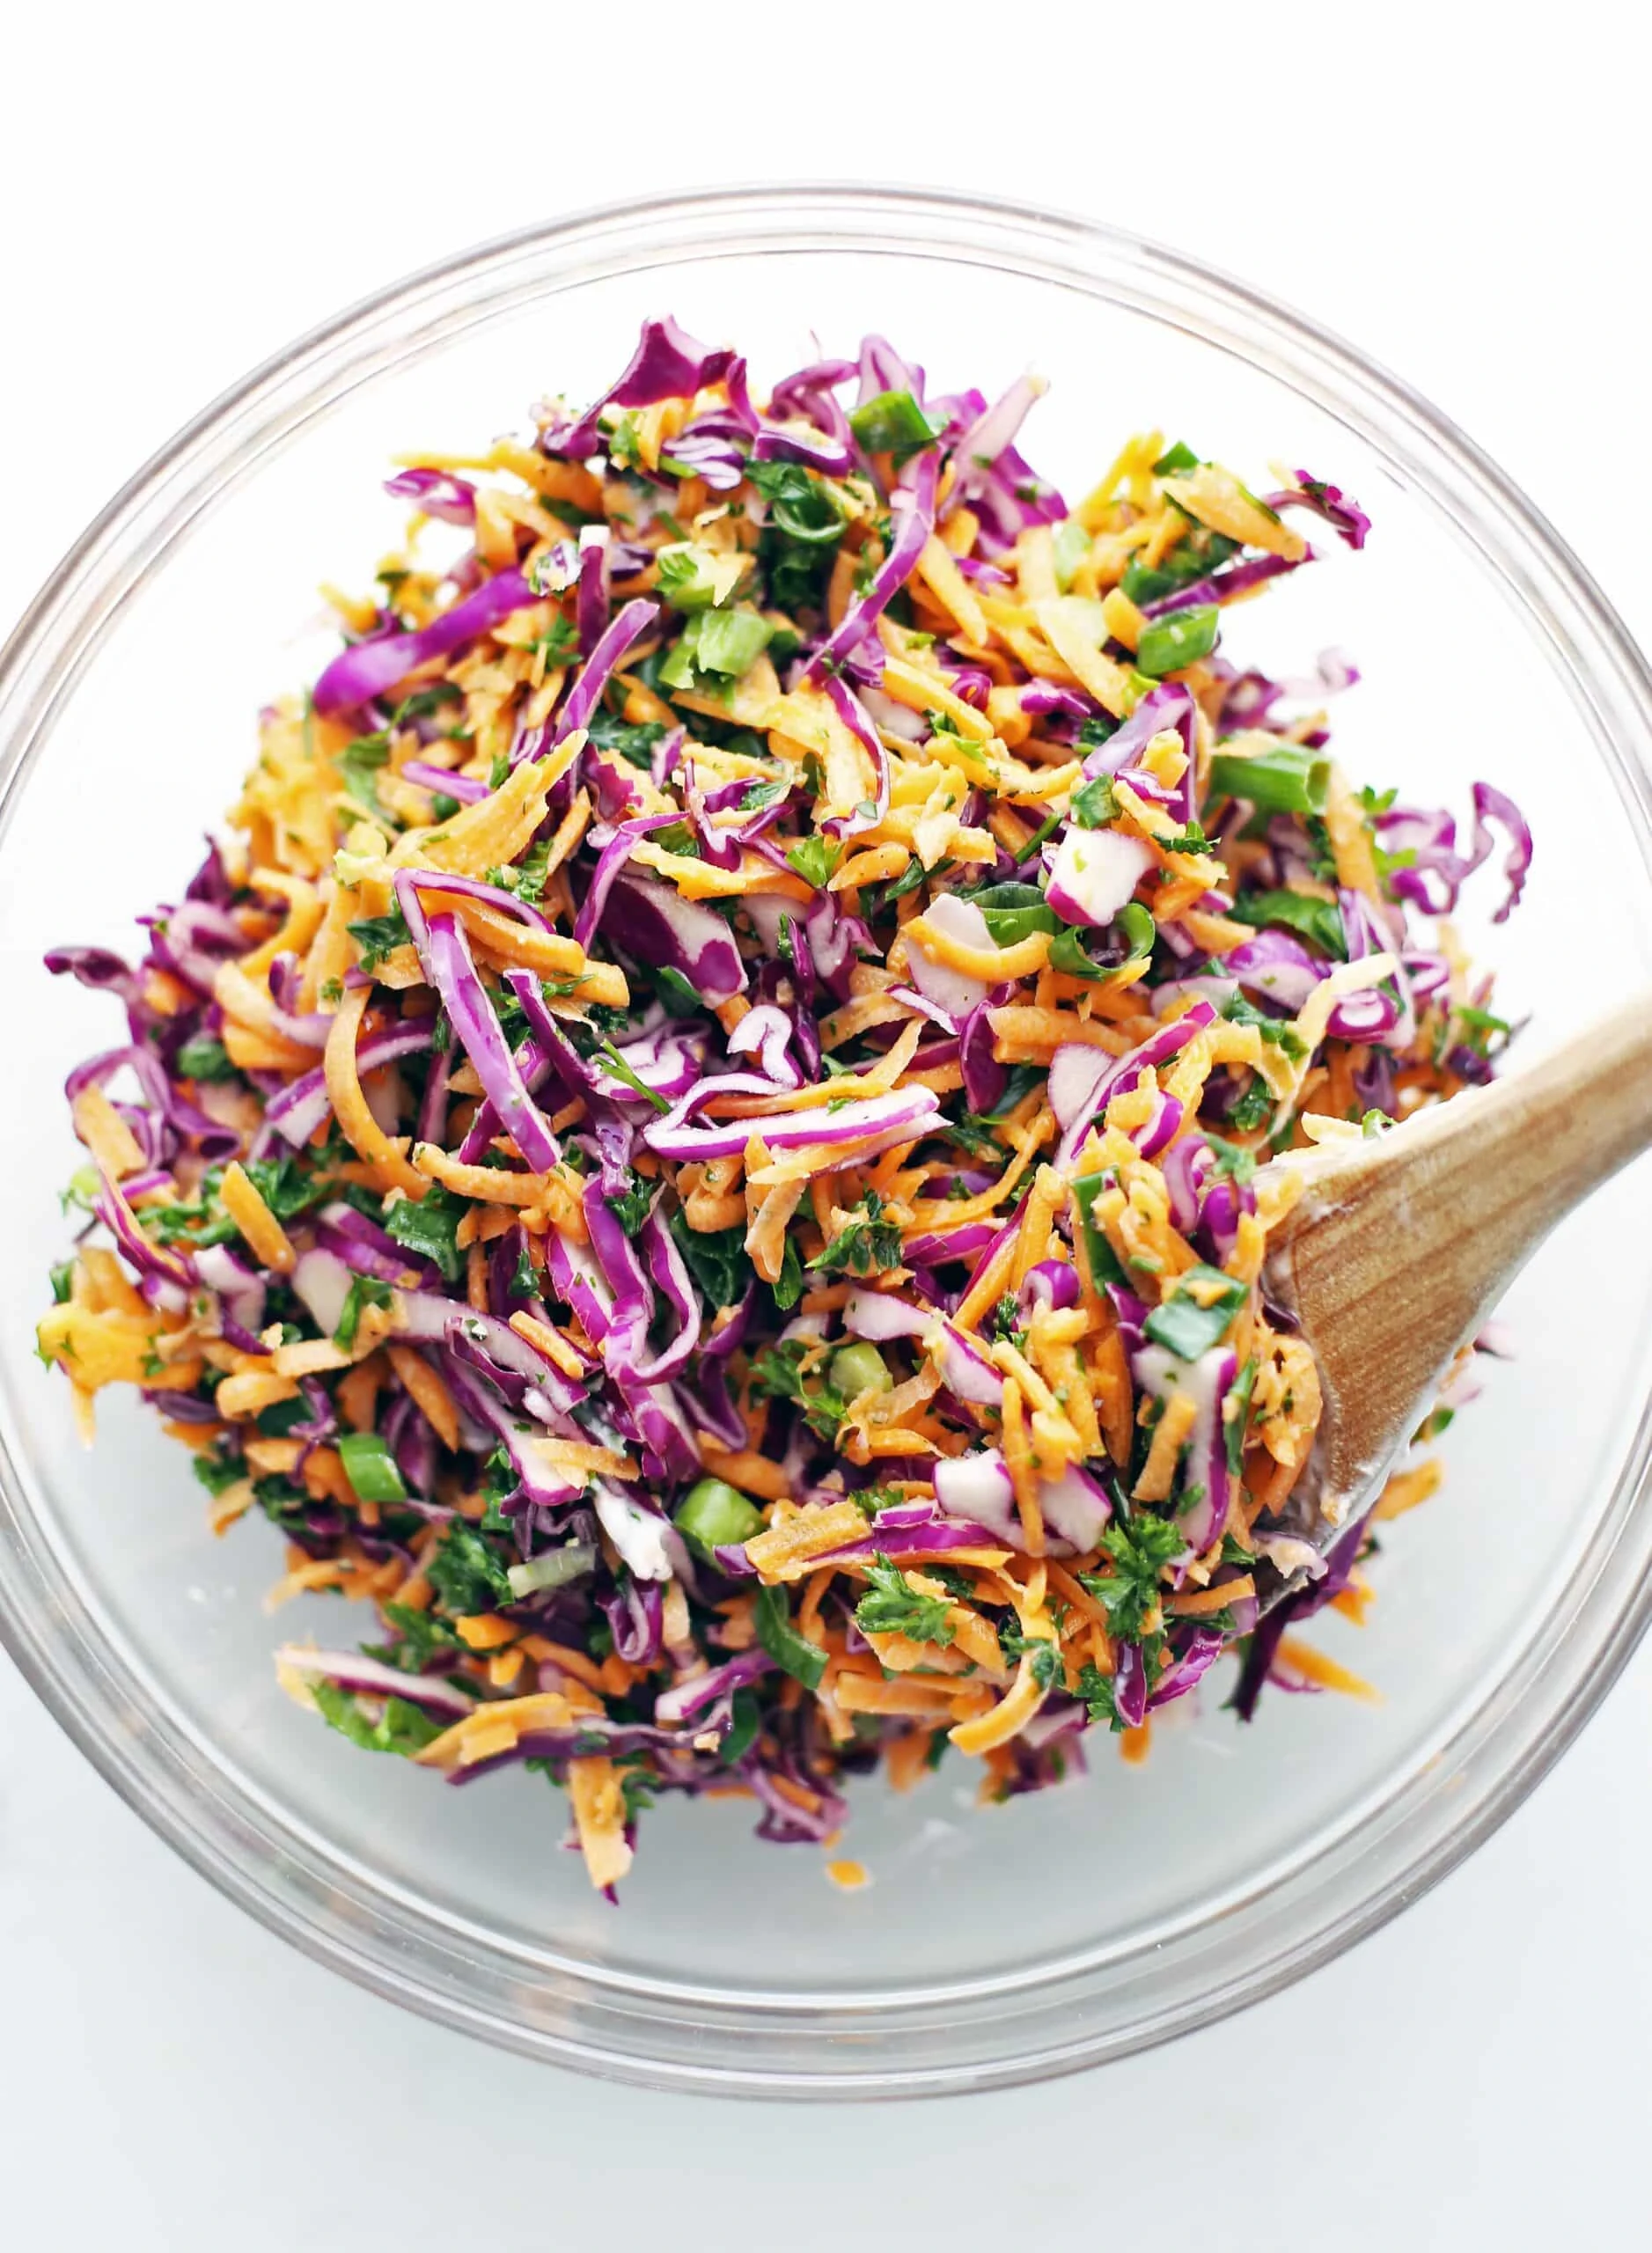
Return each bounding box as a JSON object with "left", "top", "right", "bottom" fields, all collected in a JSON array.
[{"left": 4, "top": 2, "right": 1649, "bottom": 2239}]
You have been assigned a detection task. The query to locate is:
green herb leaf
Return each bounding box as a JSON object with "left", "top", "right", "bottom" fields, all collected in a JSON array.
[
  {"left": 175, "top": 1036, "right": 238, "bottom": 1082},
  {"left": 855, "top": 1552, "right": 957, "bottom": 1647},
  {"left": 367, "top": 1601, "right": 466, "bottom": 1673},
  {"left": 338, "top": 733, "right": 393, "bottom": 819},
  {"left": 668, "top": 1214, "right": 753, "bottom": 1309},
  {"left": 348, "top": 909, "right": 414, "bottom": 972},
  {"left": 596, "top": 1038, "right": 672, "bottom": 1113},
  {"left": 1142, "top": 1263, "right": 1248, "bottom": 1360},
  {"left": 1077, "top": 1513, "right": 1185, "bottom": 1640},
  {"left": 785, "top": 833, "right": 843, "bottom": 889},
  {"left": 311, "top": 1681, "right": 445, "bottom": 1758},
  {"left": 753, "top": 1582, "right": 827, "bottom": 1690},
  {"left": 427, "top": 1523, "right": 513, "bottom": 1617},
  {"left": 807, "top": 1190, "right": 903, "bottom": 1278},
  {"left": 748, "top": 1339, "right": 848, "bottom": 1442},
  {"left": 1076, "top": 1661, "right": 1121, "bottom": 1729},
  {"left": 585, "top": 709, "right": 668, "bottom": 771},
  {"left": 1220, "top": 991, "right": 1308, "bottom": 1060},
  {"left": 334, "top": 1273, "right": 393, "bottom": 1352},
  {"left": 1203, "top": 1134, "right": 1258, "bottom": 1185},
  {"left": 243, "top": 1153, "right": 327, "bottom": 1223},
  {"left": 772, "top": 1235, "right": 804, "bottom": 1313},
  {"left": 1227, "top": 1076, "right": 1274, "bottom": 1132},
  {"left": 191, "top": 1446, "right": 244, "bottom": 1499},
  {"left": 1230, "top": 888, "right": 1347, "bottom": 958},
  {"left": 605, "top": 1171, "right": 655, "bottom": 1234},
  {"left": 384, "top": 1185, "right": 466, "bottom": 1283}
]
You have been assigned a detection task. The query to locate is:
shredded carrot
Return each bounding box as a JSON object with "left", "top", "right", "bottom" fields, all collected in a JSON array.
[
  {"left": 70, "top": 1086, "right": 145, "bottom": 1179},
  {"left": 385, "top": 1343, "right": 460, "bottom": 1449},
  {"left": 1274, "top": 1636, "right": 1381, "bottom": 1703},
  {"left": 324, "top": 987, "right": 426, "bottom": 1198},
  {"left": 219, "top": 1162, "right": 298, "bottom": 1275}
]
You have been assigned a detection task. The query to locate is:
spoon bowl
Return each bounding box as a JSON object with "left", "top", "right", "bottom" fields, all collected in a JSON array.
[{"left": 1262, "top": 992, "right": 1652, "bottom": 1593}]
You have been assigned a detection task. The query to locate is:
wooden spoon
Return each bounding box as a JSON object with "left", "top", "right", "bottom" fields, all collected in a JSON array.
[{"left": 1259, "top": 994, "right": 1652, "bottom": 1584}]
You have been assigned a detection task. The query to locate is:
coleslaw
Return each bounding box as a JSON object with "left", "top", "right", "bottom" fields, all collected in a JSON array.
[{"left": 38, "top": 319, "right": 1530, "bottom": 1891}]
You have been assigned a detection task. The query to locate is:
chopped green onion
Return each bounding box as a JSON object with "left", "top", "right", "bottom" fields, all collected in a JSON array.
[
  {"left": 337, "top": 1431, "right": 408, "bottom": 1506},
  {"left": 654, "top": 541, "right": 744, "bottom": 613},
  {"left": 1224, "top": 1358, "right": 1259, "bottom": 1475},
  {"left": 848, "top": 389, "right": 940, "bottom": 459},
  {"left": 674, "top": 1477, "right": 765, "bottom": 1555},
  {"left": 720, "top": 1687, "right": 761, "bottom": 1766},
  {"left": 506, "top": 1544, "right": 598, "bottom": 1600},
  {"left": 333, "top": 1273, "right": 393, "bottom": 1349},
  {"left": 980, "top": 900, "right": 1061, "bottom": 944},
  {"left": 829, "top": 1342, "right": 893, "bottom": 1401},
  {"left": 1069, "top": 776, "right": 1119, "bottom": 830},
  {"left": 1151, "top": 441, "right": 1200, "bottom": 476},
  {"left": 1071, "top": 1172, "right": 1127, "bottom": 1288},
  {"left": 1115, "top": 902, "right": 1157, "bottom": 960},
  {"left": 1135, "top": 604, "right": 1221, "bottom": 679},
  {"left": 1048, "top": 927, "right": 1105, "bottom": 980},
  {"left": 1208, "top": 744, "right": 1331, "bottom": 817},
  {"left": 694, "top": 607, "right": 773, "bottom": 677},
  {"left": 1052, "top": 518, "right": 1091, "bottom": 590}
]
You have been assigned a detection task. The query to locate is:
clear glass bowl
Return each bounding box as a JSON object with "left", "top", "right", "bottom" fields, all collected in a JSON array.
[{"left": 4, "top": 186, "right": 1651, "bottom": 2098}]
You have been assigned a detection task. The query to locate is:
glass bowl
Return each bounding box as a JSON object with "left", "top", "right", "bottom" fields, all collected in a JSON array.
[{"left": 3, "top": 186, "right": 1651, "bottom": 2099}]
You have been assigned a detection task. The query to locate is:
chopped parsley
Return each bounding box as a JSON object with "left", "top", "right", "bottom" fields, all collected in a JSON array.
[
  {"left": 311, "top": 1681, "right": 446, "bottom": 1758},
  {"left": 753, "top": 1583, "right": 827, "bottom": 1691},
  {"left": 1078, "top": 1513, "right": 1185, "bottom": 1640},
  {"left": 785, "top": 833, "right": 843, "bottom": 890},
  {"left": 748, "top": 1339, "right": 848, "bottom": 1442},
  {"left": 174, "top": 1036, "right": 238, "bottom": 1082},
  {"left": 808, "top": 1190, "right": 902, "bottom": 1278},
  {"left": 427, "top": 1523, "right": 513, "bottom": 1618},
  {"left": 348, "top": 909, "right": 413, "bottom": 972},
  {"left": 333, "top": 1273, "right": 393, "bottom": 1351},
  {"left": 384, "top": 1185, "right": 466, "bottom": 1283},
  {"left": 855, "top": 1553, "right": 956, "bottom": 1647}
]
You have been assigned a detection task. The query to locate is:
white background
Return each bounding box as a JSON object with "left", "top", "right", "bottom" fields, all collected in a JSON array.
[{"left": 4, "top": 4, "right": 1648, "bottom": 2240}]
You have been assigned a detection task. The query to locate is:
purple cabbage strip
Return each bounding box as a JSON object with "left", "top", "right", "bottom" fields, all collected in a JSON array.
[
  {"left": 313, "top": 569, "right": 540, "bottom": 717},
  {"left": 804, "top": 447, "right": 938, "bottom": 682},
  {"left": 383, "top": 467, "right": 477, "bottom": 525}
]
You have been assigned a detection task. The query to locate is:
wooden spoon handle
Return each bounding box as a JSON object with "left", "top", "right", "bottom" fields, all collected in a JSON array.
[
  {"left": 1465, "top": 992, "right": 1652, "bottom": 1234},
  {"left": 1272, "top": 993, "right": 1652, "bottom": 1520}
]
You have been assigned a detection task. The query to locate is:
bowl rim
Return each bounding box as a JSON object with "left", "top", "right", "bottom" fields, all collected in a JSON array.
[{"left": 4, "top": 180, "right": 1652, "bottom": 2097}]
